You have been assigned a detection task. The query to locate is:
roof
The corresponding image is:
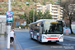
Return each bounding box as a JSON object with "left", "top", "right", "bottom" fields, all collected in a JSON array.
[{"left": 29, "top": 19, "right": 63, "bottom": 25}]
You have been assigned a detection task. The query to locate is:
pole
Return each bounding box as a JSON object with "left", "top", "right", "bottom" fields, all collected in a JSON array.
[
  {"left": 7, "top": 0, "right": 11, "bottom": 49},
  {"left": 7, "top": 25, "right": 11, "bottom": 49},
  {"left": 33, "top": 8, "right": 35, "bottom": 22},
  {"left": 8, "top": 0, "right": 11, "bottom": 11},
  {"left": 33, "top": 9, "right": 34, "bottom": 22}
]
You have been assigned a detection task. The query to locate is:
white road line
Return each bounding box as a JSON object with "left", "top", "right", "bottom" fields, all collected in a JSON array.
[{"left": 24, "top": 45, "right": 45, "bottom": 50}]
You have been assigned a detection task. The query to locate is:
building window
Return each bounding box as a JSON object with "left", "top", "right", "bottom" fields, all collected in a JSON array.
[{"left": 16, "top": 22, "right": 19, "bottom": 25}]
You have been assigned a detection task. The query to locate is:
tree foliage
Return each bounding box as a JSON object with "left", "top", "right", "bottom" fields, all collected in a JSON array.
[
  {"left": 29, "top": 9, "right": 33, "bottom": 23},
  {"left": 43, "top": 10, "right": 52, "bottom": 19},
  {"left": 18, "top": 13, "right": 26, "bottom": 19},
  {"left": 22, "top": 9, "right": 52, "bottom": 24}
]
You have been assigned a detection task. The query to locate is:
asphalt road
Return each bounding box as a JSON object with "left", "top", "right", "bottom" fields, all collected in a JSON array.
[{"left": 15, "top": 29, "right": 75, "bottom": 50}]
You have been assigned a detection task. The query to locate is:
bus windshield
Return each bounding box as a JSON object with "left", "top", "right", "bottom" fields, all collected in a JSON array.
[{"left": 43, "top": 21, "right": 63, "bottom": 34}]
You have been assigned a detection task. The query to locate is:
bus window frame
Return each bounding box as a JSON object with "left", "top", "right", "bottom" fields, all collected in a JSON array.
[{"left": 43, "top": 21, "right": 63, "bottom": 34}]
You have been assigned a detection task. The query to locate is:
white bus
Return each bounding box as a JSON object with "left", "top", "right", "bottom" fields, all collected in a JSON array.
[{"left": 29, "top": 19, "right": 63, "bottom": 43}]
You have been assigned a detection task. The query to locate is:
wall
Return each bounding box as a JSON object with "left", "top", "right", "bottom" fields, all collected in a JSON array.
[
  {"left": 0, "top": 15, "right": 6, "bottom": 34},
  {"left": 13, "top": 19, "right": 26, "bottom": 28}
]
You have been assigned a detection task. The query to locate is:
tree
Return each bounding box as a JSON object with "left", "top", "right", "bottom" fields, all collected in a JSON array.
[
  {"left": 37, "top": 10, "right": 43, "bottom": 19},
  {"left": 29, "top": 9, "right": 34, "bottom": 23},
  {"left": 36, "top": 10, "right": 52, "bottom": 20},
  {"left": 60, "top": 0, "right": 75, "bottom": 34},
  {"left": 19, "top": 13, "right": 26, "bottom": 19},
  {"left": 34, "top": 10, "right": 38, "bottom": 21},
  {"left": 43, "top": 10, "right": 52, "bottom": 19}
]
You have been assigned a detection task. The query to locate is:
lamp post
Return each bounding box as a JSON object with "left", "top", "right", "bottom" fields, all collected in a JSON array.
[{"left": 7, "top": 0, "right": 11, "bottom": 49}]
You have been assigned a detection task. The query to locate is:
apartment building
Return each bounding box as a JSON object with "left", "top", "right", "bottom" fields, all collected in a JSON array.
[
  {"left": 36, "top": 5, "right": 47, "bottom": 14},
  {"left": 36, "top": 4, "right": 63, "bottom": 20},
  {"left": 46, "top": 4, "right": 63, "bottom": 20}
]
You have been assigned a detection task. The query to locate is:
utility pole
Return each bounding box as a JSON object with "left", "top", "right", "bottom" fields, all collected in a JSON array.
[
  {"left": 33, "top": 7, "right": 35, "bottom": 22},
  {"left": 8, "top": 0, "right": 11, "bottom": 11},
  {"left": 7, "top": 0, "right": 11, "bottom": 49},
  {"left": 33, "top": 9, "right": 34, "bottom": 22}
]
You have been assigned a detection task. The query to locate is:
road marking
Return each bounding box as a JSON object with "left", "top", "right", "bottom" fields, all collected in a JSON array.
[
  {"left": 24, "top": 45, "right": 46, "bottom": 50},
  {"left": 25, "top": 48, "right": 31, "bottom": 50},
  {"left": 21, "top": 42, "right": 46, "bottom": 46}
]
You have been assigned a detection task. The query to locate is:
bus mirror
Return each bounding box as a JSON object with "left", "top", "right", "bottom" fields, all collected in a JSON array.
[{"left": 41, "top": 24, "right": 43, "bottom": 27}]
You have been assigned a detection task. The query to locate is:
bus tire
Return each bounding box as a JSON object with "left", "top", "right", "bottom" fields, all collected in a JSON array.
[
  {"left": 30, "top": 34, "right": 33, "bottom": 39},
  {"left": 37, "top": 36, "right": 39, "bottom": 42},
  {"left": 39, "top": 38, "right": 42, "bottom": 43}
]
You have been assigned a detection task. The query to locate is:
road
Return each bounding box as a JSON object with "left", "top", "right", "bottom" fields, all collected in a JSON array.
[{"left": 15, "top": 29, "right": 75, "bottom": 50}]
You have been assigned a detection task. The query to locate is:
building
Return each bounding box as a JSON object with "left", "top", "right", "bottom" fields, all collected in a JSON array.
[
  {"left": 13, "top": 19, "right": 26, "bottom": 28},
  {"left": 46, "top": 4, "right": 63, "bottom": 20},
  {"left": 36, "top": 4, "right": 63, "bottom": 20},
  {"left": 36, "top": 5, "right": 47, "bottom": 14},
  {"left": 0, "top": 15, "right": 6, "bottom": 34}
]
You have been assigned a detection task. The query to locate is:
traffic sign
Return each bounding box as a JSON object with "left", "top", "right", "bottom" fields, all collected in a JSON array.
[{"left": 66, "top": 30, "right": 69, "bottom": 33}]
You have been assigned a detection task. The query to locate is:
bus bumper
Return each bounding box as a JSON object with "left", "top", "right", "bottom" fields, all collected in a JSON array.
[{"left": 42, "top": 39, "right": 63, "bottom": 42}]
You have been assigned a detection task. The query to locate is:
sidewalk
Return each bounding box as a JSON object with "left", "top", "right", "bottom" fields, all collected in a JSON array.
[
  {"left": 0, "top": 35, "right": 22, "bottom": 50},
  {"left": 64, "top": 35, "right": 75, "bottom": 41}
]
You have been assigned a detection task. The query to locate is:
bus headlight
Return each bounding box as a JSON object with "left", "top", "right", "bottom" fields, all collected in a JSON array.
[
  {"left": 43, "top": 36, "right": 47, "bottom": 39},
  {"left": 60, "top": 36, "right": 63, "bottom": 39}
]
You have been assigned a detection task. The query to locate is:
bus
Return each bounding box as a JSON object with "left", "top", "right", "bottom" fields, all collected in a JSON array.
[{"left": 29, "top": 19, "right": 63, "bottom": 43}]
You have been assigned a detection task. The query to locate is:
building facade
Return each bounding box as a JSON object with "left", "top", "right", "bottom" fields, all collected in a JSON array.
[
  {"left": 36, "top": 4, "right": 63, "bottom": 20},
  {"left": 13, "top": 19, "right": 26, "bottom": 28},
  {"left": 36, "top": 5, "right": 47, "bottom": 14},
  {"left": 46, "top": 4, "right": 63, "bottom": 20}
]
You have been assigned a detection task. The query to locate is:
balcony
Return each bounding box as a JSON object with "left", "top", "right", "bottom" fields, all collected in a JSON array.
[
  {"left": 61, "top": 10, "right": 63, "bottom": 12},
  {"left": 37, "top": 5, "right": 42, "bottom": 6},
  {"left": 60, "top": 13, "right": 63, "bottom": 14},
  {"left": 52, "top": 13, "right": 58, "bottom": 15},
  {"left": 60, "top": 7, "right": 63, "bottom": 9},
  {"left": 60, "top": 15, "right": 63, "bottom": 17},
  {"left": 37, "top": 8, "right": 42, "bottom": 9},
  {"left": 52, "top": 5, "right": 59, "bottom": 7},
  {"left": 52, "top": 8, "right": 57, "bottom": 9},
  {"left": 52, "top": 16, "right": 58, "bottom": 18},
  {"left": 52, "top": 11, "right": 58, "bottom": 12}
]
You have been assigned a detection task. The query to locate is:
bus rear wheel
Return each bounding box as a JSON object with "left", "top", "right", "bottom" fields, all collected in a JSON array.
[{"left": 30, "top": 34, "right": 33, "bottom": 39}]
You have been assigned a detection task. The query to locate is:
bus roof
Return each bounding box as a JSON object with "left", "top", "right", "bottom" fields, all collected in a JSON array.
[{"left": 29, "top": 19, "right": 64, "bottom": 25}]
